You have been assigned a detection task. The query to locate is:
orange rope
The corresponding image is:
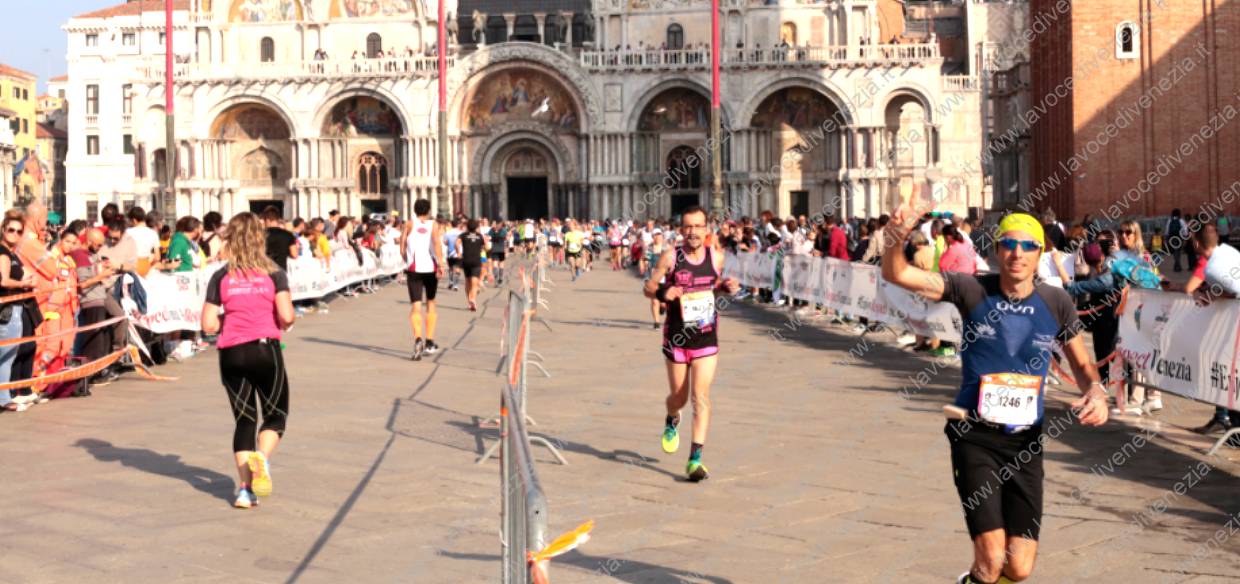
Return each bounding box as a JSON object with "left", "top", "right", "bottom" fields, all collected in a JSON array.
[
  {"left": 0, "top": 316, "right": 126, "bottom": 349},
  {"left": 0, "top": 345, "right": 175, "bottom": 392}
]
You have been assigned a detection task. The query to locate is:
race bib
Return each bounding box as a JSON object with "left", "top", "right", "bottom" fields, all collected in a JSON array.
[
  {"left": 679, "top": 290, "right": 716, "bottom": 329},
  {"left": 977, "top": 373, "right": 1042, "bottom": 426}
]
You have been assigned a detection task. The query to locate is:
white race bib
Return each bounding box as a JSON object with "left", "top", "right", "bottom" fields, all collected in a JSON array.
[
  {"left": 977, "top": 373, "right": 1042, "bottom": 426},
  {"left": 680, "top": 290, "right": 716, "bottom": 329}
]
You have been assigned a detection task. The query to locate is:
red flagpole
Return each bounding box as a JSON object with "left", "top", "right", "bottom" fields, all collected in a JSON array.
[
  {"left": 710, "top": 0, "right": 723, "bottom": 215},
  {"left": 163, "top": 0, "right": 176, "bottom": 216},
  {"left": 437, "top": 0, "right": 449, "bottom": 216}
]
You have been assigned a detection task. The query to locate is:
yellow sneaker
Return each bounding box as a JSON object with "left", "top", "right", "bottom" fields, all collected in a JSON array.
[
  {"left": 248, "top": 451, "right": 272, "bottom": 497},
  {"left": 661, "top": 421, "right": 680, "bottom": 454}
]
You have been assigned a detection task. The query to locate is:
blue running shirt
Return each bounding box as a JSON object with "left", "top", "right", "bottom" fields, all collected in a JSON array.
[{"left": 941, "top": 273, "right": 1082, "bottom": 434}]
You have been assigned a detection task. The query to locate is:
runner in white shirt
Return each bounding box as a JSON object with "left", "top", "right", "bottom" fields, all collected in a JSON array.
[{"left": 399, "top": 199, "right": 446, "bottom": 361}]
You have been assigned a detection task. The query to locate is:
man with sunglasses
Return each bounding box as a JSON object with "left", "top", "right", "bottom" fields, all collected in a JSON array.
[
  {"left": 644, "top": 206, "right": 740, "bottom": 481},
  {"left": 882, "top": 210, "right": 1108, "bottom": 584}
]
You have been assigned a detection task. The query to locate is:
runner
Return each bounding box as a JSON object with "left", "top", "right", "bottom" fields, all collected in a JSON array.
[
  {"left": 456, "top": 219, "right": 488, "bottom": 312},
  {"left": 201, "top": 212, "right": 296, "bottom": 509},
  {"left": 564, "top": 219, "right": 586, "bottom": 282},
  {"left": 442, "top": 219, "right": 463, "bottom": 291},
  {"left": 644, "top": 206, "right": 739, "bottom": 482},
  {"left": 489, "top": 220, "right": 508, "bottom": 286},
  {"left": 609, "top": 222, "right": 624, "bottom": 270},
  {"left": 522, "top": 219, "right": 537, "bottom": 256},
  {"left": 547, "top": 220, "right": 564, "bottom": 267},
  {"left": 881, "top": 210, "right": 1108, "bottom": 584},
  {"left": 399, "top": 199, "right": 446, "bottom": 361},
  {"left": 645, "top": 229, "right": 668, "bottom": 330}
]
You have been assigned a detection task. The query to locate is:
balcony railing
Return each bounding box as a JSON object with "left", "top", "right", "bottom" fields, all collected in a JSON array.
[
  {"left": 581, "top": 43, "right": 940, "bottom": 70},
  {"left": 85, "top": 115, "right": 99, "bottom": 126},
  {"left": 138, "top": 56, "right": 452, "bottom": 83},
  {"left": 943, "top": 75, "right": 980, "bottom": 92}
]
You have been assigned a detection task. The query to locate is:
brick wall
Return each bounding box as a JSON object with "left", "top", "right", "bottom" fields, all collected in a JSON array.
[{"left": 1030, "top": 0, "right": 1240, "bottom": 222}]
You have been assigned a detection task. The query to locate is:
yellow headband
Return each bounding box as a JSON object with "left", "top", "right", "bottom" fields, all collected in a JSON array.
[{"left": 997, "top": 213, "right": 1045, "bottom": 248}]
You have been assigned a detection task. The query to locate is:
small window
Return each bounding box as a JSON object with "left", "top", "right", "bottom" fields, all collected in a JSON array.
[
  {"left": 86, "top": 84, "right": 99, "bottom": 115},
  {"left": 790, "top": 191, "right": 809, "bottom": 217},
  {"left": 260, "top": 37, "right": 275, "bottom": 62},
  {"left": 366, "top": 33, "right": 382, "bottom": 58},
  {"left": 123, "top": 32, "right": 136, "bottom": 46},
  {"left": 1116, "top": 22, "right": 1139, "bottom": 59},
  {"left": 122, "top": 84, "right": 133, "bottom": 114},
  {"left": 159, "top": 32, "right": 166, "bottom": 45},
  {"left": 123, "top": 134, "right": 135, "bottom": 155},
  {"left": 10, "top": 87, "right": 16, "bottom": 99},
  {"left": 86, "top": 34, "right": 98, "bottom": 47},
  {"left": 21, "top": 119, "right": 28, "bottom": 134},
  {"left": 667, "top": 24, "right": 684, "bottom": 50},
  {"left": 87, "top": 135, "right": 100, "bottom": 156},
  {"left": 58, "top": 89, "right": 65, "bottom": 99}
]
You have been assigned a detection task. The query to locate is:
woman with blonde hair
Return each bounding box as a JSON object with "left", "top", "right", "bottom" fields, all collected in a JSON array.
[
  {"left": 1116, "top": 218, "right": 1163, "bottom": 412},
  {"left": 201, "top": 212, "right": 296, "bottom": 509}
]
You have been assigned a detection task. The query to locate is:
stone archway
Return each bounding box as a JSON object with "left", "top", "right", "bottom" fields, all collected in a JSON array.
[{"left": 209, "top": 102, "right": 295, "bottom": 214}]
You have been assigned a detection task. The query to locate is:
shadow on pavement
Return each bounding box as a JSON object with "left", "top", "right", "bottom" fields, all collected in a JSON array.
[
  {"left": 301, "top": 336, "right": 410, "bottom": 360},
  {"left": 73, "top": 439, "right": 235, "bottom": 504},
  {"left": 553, "top": 318, "right": 655, "bottom": 330},
  {"left": 557, "top": 549, "right": 737, "bottom": 583}
]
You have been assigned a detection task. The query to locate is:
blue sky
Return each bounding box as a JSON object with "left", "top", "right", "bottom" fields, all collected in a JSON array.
[{"left": 1, "top": 1, "right": 102, "bottom": 92}]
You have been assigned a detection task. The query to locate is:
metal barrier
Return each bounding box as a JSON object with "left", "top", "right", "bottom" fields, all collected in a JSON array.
[
  {"left": 501, "top": 358, "right": 549, "bottom": 584},
  {"left": 479, "top": 281, "right": 567, "bottom": 465}
]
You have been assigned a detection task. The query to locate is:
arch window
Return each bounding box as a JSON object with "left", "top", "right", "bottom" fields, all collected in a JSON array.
[
  {"left": 260, "top": 37, "right": 275, "bottom": 62},
  {"left": 667, "top": 24, "right": 684, "bottom": 50},
  {"left": 1116, "top": 22, "right": 1139, "bottom": 59},
  {"left": 358, "top": 152, "right": 389, "bottom": 194},
  {"left": 367, "top": 33, "right": 383, "bottom": 58}
]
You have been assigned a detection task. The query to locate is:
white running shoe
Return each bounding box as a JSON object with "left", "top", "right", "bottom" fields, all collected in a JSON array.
[{"left": 1145, "top": 397, "right": 1163, "bottom": 412}]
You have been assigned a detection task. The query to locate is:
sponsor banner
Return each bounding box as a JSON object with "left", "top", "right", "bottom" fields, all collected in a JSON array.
[
  {"left": 134, "top": 244, "right": 404, "bottom": 333},
  {"left": 1119, "top": 289, "right": 1240, "bottom": 409},
  {"left": 729, "top": 252, "right": 963, "bottom": 343}
]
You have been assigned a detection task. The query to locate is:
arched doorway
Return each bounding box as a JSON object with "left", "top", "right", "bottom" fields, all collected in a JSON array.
[
  {"left": 634, "top": 87, "right": 712, "bottom": 215},
  {"left": 210, "top": 103, "right": 294, "bottom": 213},
  {"left": 751, "top": 86, "right": 846, "bottom": 217},
  {"left": 322, "top": 95, "right": 405, "bottom": 216},
  {"left": 461, "top": 66, "right": 583, "bottom": 219},
  {"left": 503, "top": 146, "right": 551, "bottom": 220}
]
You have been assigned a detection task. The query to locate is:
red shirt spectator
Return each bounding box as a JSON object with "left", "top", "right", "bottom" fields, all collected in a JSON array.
[
  {"left": 828, "top": 225, "right": 849, "bottom": 260},
  {"left": 939, "top": 240, "right": 978, "bottom": 274}
]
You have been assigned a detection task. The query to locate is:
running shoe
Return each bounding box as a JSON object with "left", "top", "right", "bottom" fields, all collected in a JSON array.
[
  {"left": 248, "top": 451, "right": 272, "bottom": 497},
  {"left": 412, "top": 337, "right": 425, "bottom": 361},
  {"left": 424, "top": 340, "right": 440, "bottom": 355},
  {"left": 233, "top": 487, "right": 259, "bottom": 509},
  {"left": 686, "top": 459, "right": 709, "bottom": 482},
  {"left": 1145, "top": 397, "right": 1163, "bottom": 412},
  {"left": 469, "top": 301, "right": 477, "bottom": 312},
  {"left": 661, "top": 420, "right": 680, "bottom": 454},
  {"left": 929, "top": 346, "right": 957, "bottom": 358}
]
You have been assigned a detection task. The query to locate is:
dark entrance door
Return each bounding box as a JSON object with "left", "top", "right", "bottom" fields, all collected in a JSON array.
[
  {"left": 248, "top": 199, "right": 284, "bottom": 216},
  {"left": 361, "top": 199, "right": 388, "bottom": 217},
  {"left": 671, "top": 193, "right": 698, "bottom": 217},
  {"left": 507, "top": 177, "right": 548, "bottom": 220}
]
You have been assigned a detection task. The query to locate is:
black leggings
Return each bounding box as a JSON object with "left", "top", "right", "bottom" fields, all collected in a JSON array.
[{"left": 220, "top": 339, "right": 290, "bottom": 453}]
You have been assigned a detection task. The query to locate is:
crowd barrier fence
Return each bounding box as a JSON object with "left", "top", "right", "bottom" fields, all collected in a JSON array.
[{"left": 133, "top": 244, "right": 405, "bottom": 334}]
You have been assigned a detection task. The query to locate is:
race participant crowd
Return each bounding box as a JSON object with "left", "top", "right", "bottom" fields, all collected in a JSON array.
[{"left": 5, "top": 193, "right": 1238, "bottom": 581}]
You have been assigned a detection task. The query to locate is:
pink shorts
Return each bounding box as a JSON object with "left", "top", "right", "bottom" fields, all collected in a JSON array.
[{"left": 663, "top": 345, "right": 719, "bottom": 364}]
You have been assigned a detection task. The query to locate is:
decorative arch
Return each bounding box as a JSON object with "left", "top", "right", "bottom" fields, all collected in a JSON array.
[
  {"left": 239, "top": 147, "right": 285, "bottom": 182},
  {"left": 230, "top": 0, "right": 303, "bottom": 23},
  {"left": 627, "top": 79, "right": 731, "bottom": 133},
  {"left": 448, "top": 43, "right": 599, "bottom": 132},
  {"left": 313, "top": 87, "right": 411, "bottom": 138},
  {"left": 879, "top": 84, "right": 938, "bottom": 125},
  {"left": 322, "top": 96, "right": 403, "bottom": 137},
  {"left": 471, "top": 125, "right": 577, "bottom": 186},
  {"left": 738, "top": 75, "right": 854, "bottom": 128},
  {"left": 461, "top": 68, "right": 580, "bottom": 134},
  {"left": 199, "top": 95, "right": 298, "bottom": 138}
]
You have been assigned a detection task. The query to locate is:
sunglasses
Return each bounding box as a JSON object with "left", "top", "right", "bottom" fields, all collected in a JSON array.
[
  {"left": 1120, "top": 230, "right": 1135, "bottom": 235},
  {"left": 4, "top": 227, "right": 22, "bottom": 235},
  {"left": 997, "top": 238, "right": 1042, "bottom": 253}
]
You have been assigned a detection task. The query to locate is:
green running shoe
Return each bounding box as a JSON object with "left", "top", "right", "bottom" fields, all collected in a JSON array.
[
  {"left": 686, "top": 459, "right": 709, "bottom": 482},
  {"left": 661, "top": 421, "right": 680, "bottom": 454}
]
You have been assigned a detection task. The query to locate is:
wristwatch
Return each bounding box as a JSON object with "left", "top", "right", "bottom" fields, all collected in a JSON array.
[{"left": 1088, "top": 381, "right": 1109, "bottom": 397}]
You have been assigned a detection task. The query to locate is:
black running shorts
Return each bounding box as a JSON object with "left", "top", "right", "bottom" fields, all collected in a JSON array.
[
  {"left": 462, "top": 263, "right": 482, "bottom": 278},
  {"left": 447, "top": 257, "right": 461, "bottom": 268},
  {"left": 406, "top": 271, "right": 438, "bottom": 302},
  {"left": 945, "top": 421, "right": 1044, "bottom": 541},
  {"left": 490, "top": 251, "right": 506, "bottom": 262}
]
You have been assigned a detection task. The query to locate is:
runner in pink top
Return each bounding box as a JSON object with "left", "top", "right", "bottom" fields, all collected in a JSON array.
[{"left": 201, "top": 212, "right": 296, "bottom": 510}]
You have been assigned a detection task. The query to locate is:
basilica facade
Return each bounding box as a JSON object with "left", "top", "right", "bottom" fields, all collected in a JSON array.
[{"left": 64, "top": 0, "right": 986, "bottom": 222}]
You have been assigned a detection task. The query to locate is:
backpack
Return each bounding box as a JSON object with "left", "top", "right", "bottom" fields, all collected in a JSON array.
[
  {"left": 1167, "top": 217, "right": 1184, "bottom": 239},
  {"left": 1107, "top": 255, "right": 1161, "bottom": 289}
]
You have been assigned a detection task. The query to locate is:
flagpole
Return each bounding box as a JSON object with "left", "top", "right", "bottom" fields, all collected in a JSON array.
[
  {"left": 437, "top": 0, "right": 449, "bottom": 218},
  {"left": 710, "top": 0, "right": 723, "bottom": 218},
  {"left": 163, "top": 0, "right": 176, "bottom": 218}
]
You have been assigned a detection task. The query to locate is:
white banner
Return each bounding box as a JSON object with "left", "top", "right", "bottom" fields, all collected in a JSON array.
[
  {"left": 133, "top": 244, "right": 404, "bottom": 333},
  {"left": 1118, "top": 289, "right": 1240, "bottom": 409},
  {"left": 729, "top": 252, "right": 963, "bottom": 343}
]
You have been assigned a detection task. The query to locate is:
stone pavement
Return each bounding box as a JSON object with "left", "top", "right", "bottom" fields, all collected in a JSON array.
[{"left": 4, "top": 261, "right": 1240, "bottom": 584}]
